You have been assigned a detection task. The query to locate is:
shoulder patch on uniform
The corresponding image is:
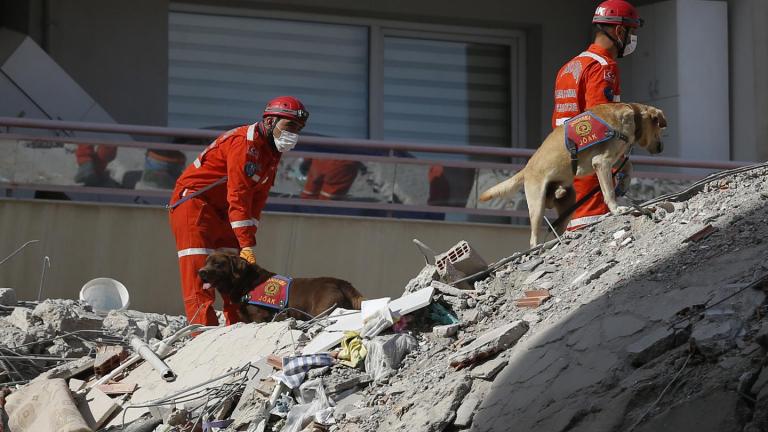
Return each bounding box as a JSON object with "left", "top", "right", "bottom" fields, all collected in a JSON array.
[
  {"left": 561, "top": 60, "right": 583, "bottom": 81},
  {"left": 247, "top": 146, "right": 259, "bottom": 157},
  {"left": 604, "top": 69, "right": 616, "bottom": 82}
]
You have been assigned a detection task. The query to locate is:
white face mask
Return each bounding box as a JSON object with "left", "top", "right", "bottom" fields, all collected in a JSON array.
[
  {"left": 273, "top": 125, "right": 299, "bottom": 152},
  {"left": 623, "top": 34, "right": 638, "bottom": 57}
]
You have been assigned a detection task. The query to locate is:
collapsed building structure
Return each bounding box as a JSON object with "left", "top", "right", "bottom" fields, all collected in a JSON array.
[{"left": 1, "top": 162, "right": 768, "bottom": 432}]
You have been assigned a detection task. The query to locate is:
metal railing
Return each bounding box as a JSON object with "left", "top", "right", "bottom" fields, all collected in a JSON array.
[{"left": 0, "top": 116, "right": 754, "bottom": 223}]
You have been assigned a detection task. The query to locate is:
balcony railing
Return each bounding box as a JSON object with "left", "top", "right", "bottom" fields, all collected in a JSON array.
[{"left": 0, "top": 116, "right": 753, "bottom": 223}]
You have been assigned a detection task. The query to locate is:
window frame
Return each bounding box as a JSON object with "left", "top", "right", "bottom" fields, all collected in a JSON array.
[{"left": 169, "top": 2, "right": 526, "bottom": 148}]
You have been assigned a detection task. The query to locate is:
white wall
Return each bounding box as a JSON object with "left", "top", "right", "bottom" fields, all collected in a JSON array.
[{"left": 0, "top": 199, "right": 531, "bottom": 315}]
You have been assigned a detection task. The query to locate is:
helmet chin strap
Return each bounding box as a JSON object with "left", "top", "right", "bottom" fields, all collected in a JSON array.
[{"left": 599, "top": 24, "right": 630, "bottom": 58}]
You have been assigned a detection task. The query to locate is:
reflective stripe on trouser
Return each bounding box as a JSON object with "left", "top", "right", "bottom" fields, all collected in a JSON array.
[
  {"left": 169, "top": 193, "right": 241, "bottom": 326},
  {"left": 566, "top": 173, "right": 610, "bottom": 231}
]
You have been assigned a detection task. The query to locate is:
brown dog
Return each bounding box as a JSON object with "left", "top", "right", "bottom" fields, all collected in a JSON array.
[
  {"left": 198, "top": 252, "right": 364, "bottom": 323},
  {"left": 479, "top": 102, "right": 666, "bottom": 247}
]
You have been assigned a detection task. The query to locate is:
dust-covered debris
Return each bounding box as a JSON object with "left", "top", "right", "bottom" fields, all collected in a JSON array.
[{"left": 3, "top": 163, "right": 768, "bottom": 432}]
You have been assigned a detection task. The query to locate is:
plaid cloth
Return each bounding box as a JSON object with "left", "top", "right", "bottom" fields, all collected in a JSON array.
[{"left": 274, "top": 353, "right": 335, "bottom": 389}]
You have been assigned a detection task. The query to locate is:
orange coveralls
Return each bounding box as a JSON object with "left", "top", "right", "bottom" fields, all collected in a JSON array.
[
  {"left": 169, "top": 123, "right": 279, "bottom": 326},
  {"left": 300, "top": 159, "right": 361, "bottom": 200},
  {"left": 552, "top": 43, "right": 622, "bottom": 230}
]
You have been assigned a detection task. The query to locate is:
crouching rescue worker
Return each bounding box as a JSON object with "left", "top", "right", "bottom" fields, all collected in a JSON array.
[
  {"left": 169, "top": 96, "right": 309, "bottom": 326},
  {"left": 552, "top": 0, "right": 642, "bottom": 230}
]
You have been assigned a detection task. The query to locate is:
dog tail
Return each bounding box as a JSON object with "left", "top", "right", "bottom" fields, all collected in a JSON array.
[
  {"left": 478, "top": 170, "right": 525, "bottom": 202},
  {"left": 339, "top": 281, "right": 365, "bottom": 310}
]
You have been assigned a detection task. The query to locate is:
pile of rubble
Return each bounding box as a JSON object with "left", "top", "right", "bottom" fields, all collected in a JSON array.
[{"left": 2, "top": 163, "right": 768, "bottom": 432}]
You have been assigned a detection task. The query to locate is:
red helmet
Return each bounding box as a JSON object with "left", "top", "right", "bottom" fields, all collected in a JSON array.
[
  {"left": 263, "top": 96, "right": 309, "bottom": 123},
  {"left": 592, "top": 0, "right": 643, "bottom": 28}
]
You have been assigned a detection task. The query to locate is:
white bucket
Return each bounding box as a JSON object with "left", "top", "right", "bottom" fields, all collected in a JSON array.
[{"left": 79, "top": 278, "right": 130, "bottom": 313}]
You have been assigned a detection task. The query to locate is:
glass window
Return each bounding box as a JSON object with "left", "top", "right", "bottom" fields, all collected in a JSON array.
[
  {"left": 382, "top": 36, "right": 511, "bottom": 151},
  {"left": 168, "top": 12, "right": 369, "bottom": 138}
]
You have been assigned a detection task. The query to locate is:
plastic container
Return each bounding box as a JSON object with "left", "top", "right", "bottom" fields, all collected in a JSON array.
[{"left": 79, "top": 277, "right": 130, "bottom": 313}]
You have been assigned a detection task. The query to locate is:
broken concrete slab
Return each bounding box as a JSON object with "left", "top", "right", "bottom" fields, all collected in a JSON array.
[
  {"left": 405, "top": 264, "right": 439, "bottom": 294},
  {"left": 36, "top": 356, "right": 94, "bottom": 381},
  {"left": 78, "top": 387, "right": 119, "bottom": 430},
  {"left": 5, "top": 378, "right": 91, "bottom": 432},
  {"left": 571, "top": 261, "right": 617, "bottom": 286},
  {"left": 0, "top": 288, "right": 16, "bottom": 306},
  {"left": 518, "top": 257, "right": 543, "bottom": 272},
  {"left": 33, "top": 299, "right": 103, "bottom": 333},
  {"left": 626, "top": 326, "right": 688, "bottom": 367},
  {"left": 3, "top": 306, "right": 40, "bottom": 332},
  {"left": 431, "top": 281, "right": 476, "bottom": 298},
  {"left": 379, "top": 374, "right": 472, "bottom": 432},
  {"left": 450, "top": 321, "right": 528, "bottom": 369},
  {"left": 0, "top": 319, "right": 31, "bottom": 350},
  {"left": 389, "top": 286, "right": 434, "bottom": 317},
  {"left": 324, "top": 373, "right": 373, "bottom": 395},
  {"left": 108, "top": 322, "right": 302, "bottom": 426},
  {"left": 454, "top": 380, "right": 490, "bottom": 428},
  {"left": 470, "top": 355, "right": 509, "bottom": 380},
  {"left": 433, "top": 323, "right": 460, "bottom": 338}
]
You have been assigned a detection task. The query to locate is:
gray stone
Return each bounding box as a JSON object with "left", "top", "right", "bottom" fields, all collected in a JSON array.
[
  {"left": 379, "top": 374, "right": 472, "bottom": 432},
  {"left": 461, "top": 309, "right": 481, "bottom": 325},
  {"left": 431, "top": 281, "right": 474, "bottom": 298},
  {"left": 35, "top": 356, "right": 94, "bottom": 381},
  {"left": 524, "top": 270, "right": 548, "bottom": 285},
  {"left": 690, "top": 317, "right": 742, "bottom": 358},
  {"left": 756, "top": 322, "right": 768, "bottom": 349},
  {"left": 440, "top": 295, "right": 468, "bottom": 310},
  {"left": 324, "top": 373, "right": 373, "bottom": 395},
  {"left": 518, "top": 258, "right": 543, "bottom": 272},
  {"left": 571, "top": 261, "right": 617, "bottom": 286},
  {"left": 307, "top": 365, "right": 331, "bottom": 379},
  {"left": 751, "top": 368, "right": 768, "bottom": 396},
  {"left": 433, "top": 323, "right": 460, "bottom": 338},
  {"left": 454, "top": 394, "right": 482, "bottom": 427},
  {"left": 0, "top": 288, "right": 17, "bottom": 306},
  {"left": 4, "top": 307, "right": 40, "bottom": 332},
  {"left": 33, "top": 299, "right": 103, "bottom": 333},
  {"left": 0, "top": 319, "right": 31, "bottom": 352},
  {"left": 346, "top": 407, "right": 375, "bottom": 422},
  {"left": 405, "top": 265, "right": 439, "bottom": 294},
  {"left": 450, "top": 321, "right": 528, "bottom": 367},
  {"left": 626, "top": 326, "right": 688, "bottom": 367},
  {"left": 470, "top": 356, "right": 508, "bottom": 380},
  {"left": 522, "top": 312, "right": 540, "bottom": 324}
]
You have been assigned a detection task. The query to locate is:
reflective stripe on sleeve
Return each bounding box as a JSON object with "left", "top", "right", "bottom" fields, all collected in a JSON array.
[{"left": 230, "top": 219, "right": 260, "bottom": 229}]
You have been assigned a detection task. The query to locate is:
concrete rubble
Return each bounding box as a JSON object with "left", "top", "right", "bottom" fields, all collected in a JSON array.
[{"left": 1, "top": 164, "right": 768, "bottom": 431}]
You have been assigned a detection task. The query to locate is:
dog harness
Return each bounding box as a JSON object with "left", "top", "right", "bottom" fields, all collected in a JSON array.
[
  {"left": 243, "top": 275, "right": 293, "bottom": 311},
  {"left": 563, "top": 104, "right": 643, "bottom": 175},
  {"left": 564, "top": 111, "right": 630, "bottom": 175}
]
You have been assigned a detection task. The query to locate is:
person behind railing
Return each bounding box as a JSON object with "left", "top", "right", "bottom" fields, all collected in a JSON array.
[
  {"left": 552, "top": 0, "right": 640, "bottom": 230},
  {"left": 74, "top": 144, "right": 119, "bottom": 187},
  {"left": 299, "top": 158, "right": 365, "bottom": 200},
  {"left": 168, "top": 96, "right": 309, "bottom": 327}
]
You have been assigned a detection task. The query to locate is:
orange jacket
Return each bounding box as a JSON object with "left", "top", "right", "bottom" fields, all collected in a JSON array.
[
  {"left": 552, "top": 44, "right": 622, "bottom": 229},
  {"left": 171, "top": 123, "right": 280, "bottom": 248},
  {"left": 552, "top": 44, "right": 621, "bottom": 129}
]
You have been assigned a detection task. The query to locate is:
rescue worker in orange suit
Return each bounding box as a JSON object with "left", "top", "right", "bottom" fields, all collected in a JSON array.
[
  {"left": 300, "top": 158, "right": 363, "bottom": 200},
  {"left": 74, "top": 144, "right": 118, "bottom": 187},
  {"left": 552, "top": 0, "right": 642, "bottom": 230},
  {"left": 169, "top": 96, "right": 309, "bottom": 326}
]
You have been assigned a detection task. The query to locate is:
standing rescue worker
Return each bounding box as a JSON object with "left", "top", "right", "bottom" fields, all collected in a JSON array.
[
  {"left": 552, "top": 0, "right": 642, "bottom": 229},
  {"left": 169, "top": 96, "right": 308, "bottom": 326}
]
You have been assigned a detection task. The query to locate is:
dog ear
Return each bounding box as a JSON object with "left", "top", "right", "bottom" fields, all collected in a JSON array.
[{"left": 653, "top": 110, "right": 668, "bottom": 129}]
